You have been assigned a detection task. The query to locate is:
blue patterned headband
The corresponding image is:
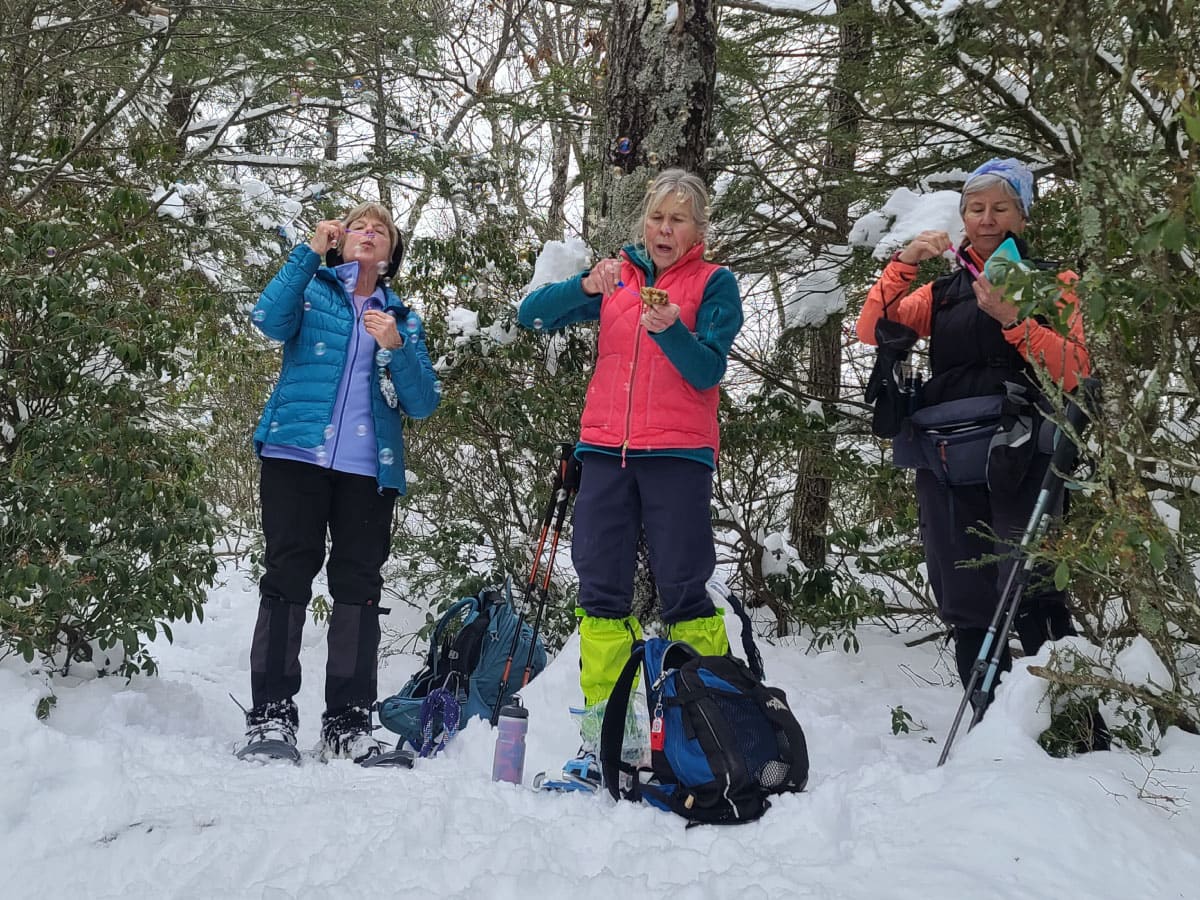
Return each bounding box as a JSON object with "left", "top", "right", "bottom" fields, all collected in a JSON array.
[{"left": 961, "top": 158, "right": 1034, "bottom": 218}]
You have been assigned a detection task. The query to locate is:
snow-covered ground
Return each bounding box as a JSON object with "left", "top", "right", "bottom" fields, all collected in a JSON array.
[{"left": 3, "top": 560, "right": 1198, "bottom": 899}]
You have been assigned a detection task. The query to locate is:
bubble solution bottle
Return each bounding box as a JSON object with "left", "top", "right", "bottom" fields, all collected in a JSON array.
[{"left": 491, "top": 703, "right": 528, "bottom": 785}]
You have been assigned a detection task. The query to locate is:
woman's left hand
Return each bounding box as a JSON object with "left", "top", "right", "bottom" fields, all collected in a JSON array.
[
  {"left": 973, "top": 274, "right": 1020, "bottom": 326},
  {"left": 364, "top": 310, "right": 403, "bottom": 350},
  {"left": 641, "top": 302, "right": 680, "bottom": 334}
]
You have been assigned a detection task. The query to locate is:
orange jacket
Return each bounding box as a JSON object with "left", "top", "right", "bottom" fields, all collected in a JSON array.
[{"left": 856, "top": 246, "right": 1090, "bottom": 392}]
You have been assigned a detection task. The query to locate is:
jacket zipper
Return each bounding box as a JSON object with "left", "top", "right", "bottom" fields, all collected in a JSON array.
[{"left": 620, "top": 269, "right": 654, "bottom": 467}]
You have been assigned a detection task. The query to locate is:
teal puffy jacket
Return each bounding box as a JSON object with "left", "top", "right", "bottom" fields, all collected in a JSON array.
[{"left": 251, "top": 244, "right": 440, "bottom": 492}]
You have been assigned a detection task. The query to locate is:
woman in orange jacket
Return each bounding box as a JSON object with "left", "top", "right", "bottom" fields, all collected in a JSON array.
[{"left": 857, "top": 159, "right": 1101, "bottom": 729}]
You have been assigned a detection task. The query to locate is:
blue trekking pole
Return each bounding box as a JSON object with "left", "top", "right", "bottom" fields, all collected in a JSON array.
[{"left": 937, "top": 378, "right": 1098, "bottom": 766}]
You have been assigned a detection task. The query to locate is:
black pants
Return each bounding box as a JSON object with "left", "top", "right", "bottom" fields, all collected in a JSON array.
[
  {"left": 571, "top": 454, "right": 716, "bottom": 624},
  {"left": 251, "top": 458, "right": 397, "bottom": 713},
  {"left": 917, "top": 454, "right": 1079, "bottom": 691}
]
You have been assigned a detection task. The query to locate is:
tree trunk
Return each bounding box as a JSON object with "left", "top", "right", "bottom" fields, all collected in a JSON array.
[
  {"left": 595, "top": 0, "right": 717, "bottom": 255},
  {"left": 790, "top": 0, "right": 872, "bottom": 568}
]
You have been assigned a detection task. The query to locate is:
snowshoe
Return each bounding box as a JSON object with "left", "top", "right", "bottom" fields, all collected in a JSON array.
[
  {"left": 533, "top": 750, "right": 602, "bottom": 793},
  {"left": 236, "top": 698, "right": 301, "bottom": 765},
  {"left": 359, "top": 747, "right": 416, "bottom": 768}
]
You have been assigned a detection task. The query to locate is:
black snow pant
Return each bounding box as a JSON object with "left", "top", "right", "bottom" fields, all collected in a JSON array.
[
  {"left": 251, "top": 458, "right": 397, "bottom": 717},
  {"left": 571, "top": 453, "right": 717, "bottom": 624},
  {"left": 915, "top": 453, "right": 1078, "bottom": 691}
]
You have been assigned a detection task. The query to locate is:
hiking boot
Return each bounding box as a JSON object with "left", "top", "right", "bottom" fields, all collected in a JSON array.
[
  {"left": 319, "top": 705, "right": 383, "bottom": 764},
  {"left": 236, "top": 698, "right": 300, "bottom": 763}
]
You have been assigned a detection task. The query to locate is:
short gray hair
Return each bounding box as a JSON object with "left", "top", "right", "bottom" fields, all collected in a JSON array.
[
  {"left": 635, "top": 168, "right": 710, "bottom": 242},
  {"left": 959, "top": 174, "right": 1023, "bottom": 217}
]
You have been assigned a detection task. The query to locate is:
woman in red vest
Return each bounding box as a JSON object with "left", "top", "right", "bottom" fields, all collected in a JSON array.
[{"left": 519, "top": 169, "right": 743, "bottom": 780}]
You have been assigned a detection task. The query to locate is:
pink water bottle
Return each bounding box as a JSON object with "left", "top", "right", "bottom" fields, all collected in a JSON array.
[{"left": 491, "top": 703, "right": 528, "bottom": 785}]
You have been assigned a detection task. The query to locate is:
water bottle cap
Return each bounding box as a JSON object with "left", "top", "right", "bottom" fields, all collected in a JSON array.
[{"left": 499, "top": 704, "right": 528, "bottom": 719}]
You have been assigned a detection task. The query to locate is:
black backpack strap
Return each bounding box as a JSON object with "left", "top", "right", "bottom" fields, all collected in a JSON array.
[
  {"left": 706, "top": 582, "right": 765, "bottom": 681},
  {"left": 600, "top": 640, "right": 646, "bottom": 802}
]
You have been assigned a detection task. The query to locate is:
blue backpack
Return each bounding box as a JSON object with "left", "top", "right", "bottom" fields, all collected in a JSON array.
[
  {"left": 600, "top": 637, "right": 809, "bottom": 825},
  {"left": 377, "top": 585, "right": 547, "bottom": 750}
]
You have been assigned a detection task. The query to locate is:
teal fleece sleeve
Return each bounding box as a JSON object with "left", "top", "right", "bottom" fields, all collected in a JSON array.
[
  {"left": 517, "top": 273, "right": 602, "bottom": 331},
  {"left": 650, "top": 267, "right": 743, "bottom": 390}
]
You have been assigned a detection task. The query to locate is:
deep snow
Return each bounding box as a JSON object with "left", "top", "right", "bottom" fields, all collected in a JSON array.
[{"left": 2, "top": 559, "right": 1198, "bottom": 899}]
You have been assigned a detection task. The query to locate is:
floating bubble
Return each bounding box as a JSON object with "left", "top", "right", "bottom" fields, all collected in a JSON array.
[
  {"left": 316, "top": 447, "right": 328, "bottom": 462},
  {"left": 323, "top": 424, "right": 335, "bottom": 440},
  {"left": 303, "top": 301, "right": 311, "bottom": 311},
  {"left": 459, "top": 274, "right": 470, "bottom": 286},
  {"left": 532, "top": 317, "right": 543, "bottom": 330},
  {"left": 375, "top": 349, "right": 392, "bottom": 366},
  {"left": 350, "top": 75, "right": 365, "bottom": 92},
  {"left": 304, "top": 56, "right": 317, "bottom": 71},
  {"left": 288, "top": 88, "right": 302, "bottom": 107},
  {"left": 648, "top": 151, "right": 659, "bottom": 165},
  {"left": 616, "top": 136, "right": 632, "bottom": 155},
  {"left": 269, "top": 420, "right": 280, "bottom": 432},
  {"left": 45, "top": 246, "right": 58, "bottom": 259},
  {"left": 433, "top": 381, "right": 443, "bottom": 395},
  {"left": 378, "top": 448, "right": 394, "bottom": 466},
  {"left": 405, "top": 313, "right": 420, "bottom": 333},
  {"left": 704, "top": 147, "right": 716, "bottom": 161},
  {"left": 612, "top": 166, "right": 623, "bottom": 179},
  {"left": 356, "top": 424, "right": 369, "bottom": 437},
  {"left": 252, "top": 309, "right": 266, "bottom": 322},
  {"left": 376, "top": 260, "right": 388, "bottom": 274},
  {"left": 315, "top": 342, "right": 326, "bottom": 356}
]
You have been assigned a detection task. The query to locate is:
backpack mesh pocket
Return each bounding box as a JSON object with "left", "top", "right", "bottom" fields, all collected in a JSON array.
[{"left": 712, "top": 692, "right": 790, "bottom": 790}]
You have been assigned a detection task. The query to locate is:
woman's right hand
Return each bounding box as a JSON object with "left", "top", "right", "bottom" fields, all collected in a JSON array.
[
  {"left": 581, "top": 257, "right": 623, "bottom": 296},
  {"left": 896, "top": 230, "right": 952, "bottom": 265},
  {"left": 308, "top": 219, "right": 344, "bottom": 255}
]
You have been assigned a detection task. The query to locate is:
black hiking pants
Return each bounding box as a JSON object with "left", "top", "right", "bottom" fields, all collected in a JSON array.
[
  {"left": 916, "top": 453, "right": 1078, "bottom": 688},
  {"left": 251, "top": 458, "right": 396, "bottom": 715},
  {"left": 571, "top": 453, "right": 716, "bottom": 624}
]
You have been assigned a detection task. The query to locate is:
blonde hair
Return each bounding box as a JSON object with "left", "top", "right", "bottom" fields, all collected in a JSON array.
[
  {"left": 341, "top": 201, "right": 400, "bottom": 254},
  {"left": 634, "top": 168, "right": 710, "bottom": 243}
]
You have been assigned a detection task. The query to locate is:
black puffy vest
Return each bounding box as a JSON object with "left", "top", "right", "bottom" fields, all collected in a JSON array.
[{"left": 922, "top": 268, "right": 1034, "bottom": 407}]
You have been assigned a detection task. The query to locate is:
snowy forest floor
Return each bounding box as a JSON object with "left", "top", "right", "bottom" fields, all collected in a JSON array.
[{"left": 2, "top": 558, "right": 1198, "bottom": 899}]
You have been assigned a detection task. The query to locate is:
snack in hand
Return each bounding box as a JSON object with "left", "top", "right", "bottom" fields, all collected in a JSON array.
[{"left": 640, "top": 286, "right": 670, "bottom": 307}]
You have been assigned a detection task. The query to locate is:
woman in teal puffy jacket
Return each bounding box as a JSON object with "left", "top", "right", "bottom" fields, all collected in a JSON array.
[{"left": 238, "top": 202, "right": 440, "bottom": 764}]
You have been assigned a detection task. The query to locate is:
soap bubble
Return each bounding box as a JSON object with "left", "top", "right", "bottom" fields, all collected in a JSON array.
[
  {"left": 252, "top": 309, "right": 266, "bottom": 322},
  {"left": 304, "top": 56, "right": 317, "bottom": 71},
  {"left": 376, "top": 261, "right": 388, "bottom": 274},
  {"left": 323, "top": 424, "right": 335, "bottom": 440},
  {"left": 378, "top": 448, "right": 394, "bottom": 465},
  {"left": 315, "top": 342, "right": 326, "bottom": 356},
  {"left": 350, "top": 75, "right": 365, "bottom": 92},
  {"left": 405, "top": 313, "right": 420, "bottom": 334},
  {"left": 269, "top": 420, "right": 279, "bottom": 432},
  {"left": 356, "top": 424, "right": 369, "bottom": 437},
  {"left": 375, "top": 349, "right": 392, "bottom": 366},
  {"left": 616, "top": 136, "right": 632, "bottom": 155},
  {"left": 532, "top": 318, "right": 543, "bottom": 330},
  {"left": 648, "top": 151, "right": 659, "bottom": 165},
  {"left": 433, "top": 381, "right": 443, "bottom": 395},
  {"left": 303, "top": 301, "right": 311, "bottom": 311},
  {"left": 45, "top": 246, "right": 58, "bottom": 259}
]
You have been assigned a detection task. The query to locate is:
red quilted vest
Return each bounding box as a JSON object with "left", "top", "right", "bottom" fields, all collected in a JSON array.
[{"left": 579, "top": 243, "right": 722, "bottom": 452}]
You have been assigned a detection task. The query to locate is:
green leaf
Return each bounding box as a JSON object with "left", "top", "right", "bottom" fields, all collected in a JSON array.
[
  {"left": 1053, "top": 561, "right": 1070, "bottom": 591},
  {"left": 1148, "top": 540, "right": 1166, "bottom": 573}
]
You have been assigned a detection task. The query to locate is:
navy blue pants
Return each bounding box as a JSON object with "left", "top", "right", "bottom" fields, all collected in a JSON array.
[
  {"left": 916, "top": 452, "right": 1066, "bottom": 632},
  {"left": 251, "top": 458, "right": 396, "bottom": 713},
  {"left": 571, "top": 453, "right": 716, "bottom": 624}
]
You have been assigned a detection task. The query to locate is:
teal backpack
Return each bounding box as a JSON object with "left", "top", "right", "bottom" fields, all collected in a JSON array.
[{"left": 377, "top": 585, "right": 546, "bottom": 751}]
